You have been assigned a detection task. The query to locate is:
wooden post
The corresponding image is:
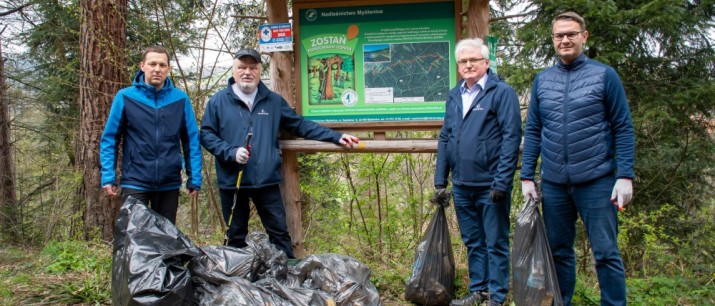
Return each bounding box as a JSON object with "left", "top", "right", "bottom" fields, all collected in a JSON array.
[
  {"left": 265, "top": 0, "right": 304, "bottom": 257},
  {"left": 191, "top": 193, "right": 199, "bottom": 238},
  {"left": 279, "top": 151, "right": 305, "bottom": 257}
]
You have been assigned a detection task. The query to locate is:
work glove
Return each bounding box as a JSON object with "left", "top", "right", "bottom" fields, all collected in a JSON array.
[
  {"left": 610, "top": 178, "right": 633, "bottom": 211},
  {"left": 430, "top": 187, "right": 451, "bottom": 207},
  {"left": 521, "top": 180, "right": 539, "bottom": 201},
  {"left": 489, "top": 189, "right": 507, "bottom": 204},
  {"left": 339, "top": 134, "right": 360, "bottom": 147},
  {"left": 235, "top": 147, "right": 250, "bottom": 164}
]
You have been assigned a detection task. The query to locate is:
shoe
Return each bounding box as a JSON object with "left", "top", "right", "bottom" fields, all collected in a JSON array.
[{"left": 450, "top": 291, "right": 488, "bottom": 306}]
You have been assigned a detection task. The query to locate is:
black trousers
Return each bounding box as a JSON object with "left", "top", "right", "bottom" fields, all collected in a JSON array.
[
  {"left": 219, "top": 184, "right": 295, "bottom": 259},
  {"left": 121, "top": 188, "right": 180, "bottom": 224}
]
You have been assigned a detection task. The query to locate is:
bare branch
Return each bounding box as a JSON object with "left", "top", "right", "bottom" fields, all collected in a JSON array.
[
  {"left": 232, "top": 15, "right": 267, "bottom": 20},
  {"left": 490, "top": 11, "right": 536, "bottom": 22},
  {"left": 0, "top": 2, "right": 33, "bottom": 18},
  {"left": 18, "top": 178, "right": 57, "bottom": 206}
]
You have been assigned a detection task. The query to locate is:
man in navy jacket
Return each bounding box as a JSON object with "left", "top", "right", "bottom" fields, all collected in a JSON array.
[
  {"left": 100, "top": 46, "right": 202, "bottom": 224},
  {"left": 434, "top": 38, "right": 521, "bottom": 306},
  {"left": 200, "top": 48, "right": 358, "bottom": 258},
  {"left": 521, "top": 12, "right": 635, "bottom": 306}
]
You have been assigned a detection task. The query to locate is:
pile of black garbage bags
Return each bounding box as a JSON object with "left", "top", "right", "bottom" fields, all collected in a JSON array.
[{"left": 112, "top": 197, "right": 382, "bottom": 306}]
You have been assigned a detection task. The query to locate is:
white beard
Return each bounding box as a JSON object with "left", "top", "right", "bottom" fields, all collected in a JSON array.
[{"left": 238, "top": 81, "right": 257, "bottom": 94}]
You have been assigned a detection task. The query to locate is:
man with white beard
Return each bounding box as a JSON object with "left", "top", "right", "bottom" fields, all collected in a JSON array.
[{"left": 200, "top": 48, "right": 359, "bottom": 258}]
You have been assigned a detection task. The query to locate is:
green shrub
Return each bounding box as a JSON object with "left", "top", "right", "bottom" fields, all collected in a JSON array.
[
  {"left": 628, "top": 276, "right": 715, "bottom": 305},
  {"left": 41, "top": 240, "right": 106, "bottom": 273},
  {"left": 39, "top": 240, "right": 112, "bottom": 304}
]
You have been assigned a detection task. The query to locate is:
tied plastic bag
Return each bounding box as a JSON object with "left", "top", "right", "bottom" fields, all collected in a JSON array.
[
  {"left": 404, "top": 203, "right": 455, "bottom": 305},
  {"left": 512, "top": 199, "right": 563, "bottom": 306},
  {"left": 289, "top": 253, "right": 381, "bottom": 305},
  {"left": 112, "top": 196, "right": 202, "bottom": 306},
  {"left": 190, "top": 233, "right": 375, "bottom": 306}
]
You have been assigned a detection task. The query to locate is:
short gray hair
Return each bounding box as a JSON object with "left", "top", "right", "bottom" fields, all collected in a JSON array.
[{"left": 455, "top": 38, "right": 490, "bottom": 60}]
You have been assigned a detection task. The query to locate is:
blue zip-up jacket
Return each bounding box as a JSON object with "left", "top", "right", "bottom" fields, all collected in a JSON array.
[
  {"left": 521, "top": 53, "right": 635, "bottom": 184},
  {"left": 435, "top": 70, "right": 522, "bottom": 192},
  {"left": 100, "top": 70, "right": 202, "bottom": 191},
  {"left": 200, "top": 78, "right": 343, "bottom": 190}
]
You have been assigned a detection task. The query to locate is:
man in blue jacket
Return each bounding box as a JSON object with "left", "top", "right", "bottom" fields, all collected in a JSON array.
[
  {"left": 200, "top": 48, "right": 359, "bottom": 259},
  {"left": 434, "top": 38, "right": 521, "bottom": 306},
  {"left": 521, "top": 11, "right": 635, "bottom": 306},
  {"left": 100, "top": 46, "right": 202, "bottom": 224}
]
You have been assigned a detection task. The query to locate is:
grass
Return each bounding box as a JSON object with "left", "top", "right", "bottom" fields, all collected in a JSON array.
[
  {"left": 1, "top": 239, "right": 713, "bottom": 306},
  {"left": 0, "top": 242, "right": 112, "bottom": 305}
]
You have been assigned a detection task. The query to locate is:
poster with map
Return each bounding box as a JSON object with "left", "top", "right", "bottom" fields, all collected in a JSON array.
[
  {"left": 296, "top": 1, "right": 457, "bottom": 123},
  {"left": 363, "top": 42, "right": 450, "bottom": 103}
]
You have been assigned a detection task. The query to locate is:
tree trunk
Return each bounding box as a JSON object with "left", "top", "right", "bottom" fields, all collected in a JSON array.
[
  {"left": 0, "top": 36, "right": 19, "bottom": 241},
  {"left": 322, "top": 66, "right": 335, "bottom": 100},
  {"left": 266, "top": 0, "right": 305, "bottom": 258},
  {"left": 467, "top": 0, "right": 490, "bottom": 40},
  {"left": 77, "top": 0, "right": 127, "bottom": 241}
]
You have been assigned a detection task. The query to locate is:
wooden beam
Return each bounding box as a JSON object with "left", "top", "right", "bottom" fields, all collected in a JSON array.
[{"left": 280, "top": 139, "right": 438, "bottom": 153}]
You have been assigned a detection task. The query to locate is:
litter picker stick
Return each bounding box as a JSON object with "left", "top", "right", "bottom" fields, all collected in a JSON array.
[{"left": 224, "top": 132, "right": 252, "bottom": 246}]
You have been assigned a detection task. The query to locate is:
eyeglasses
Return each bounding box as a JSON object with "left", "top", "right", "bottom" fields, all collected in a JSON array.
[
  {"left": 552, "top": 31, "right": 584, "bottom": 41},
  {"left": 457, "top": 58, "right": 486, "bottom": 66}
]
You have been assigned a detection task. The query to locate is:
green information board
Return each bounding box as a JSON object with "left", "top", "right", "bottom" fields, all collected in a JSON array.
[
  {"left": 487, "top": 35, "right": 498, "bottom": 74},
  {"left": 296, "top": 1, "right": 457, "bottom": 123}
]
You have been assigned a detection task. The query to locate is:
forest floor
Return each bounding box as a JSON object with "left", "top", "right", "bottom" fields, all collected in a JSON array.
[{"left": 0, "top": 244, "right": 414, "bottom": 305}]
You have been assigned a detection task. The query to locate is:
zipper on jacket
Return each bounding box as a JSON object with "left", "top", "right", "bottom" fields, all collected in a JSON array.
[
  {"left": 153, "top": 92, "right": 160, "bottom": 189},
  {"left": 562, "top": 70, "right": 571, "bottom": 184}
]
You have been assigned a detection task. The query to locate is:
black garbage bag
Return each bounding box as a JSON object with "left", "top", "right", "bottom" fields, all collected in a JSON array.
[
  {"left": 512, "top": 199, "right": 563, "bottom": 306},
  {"left": 290, "top": 253, "right": 382, "bottom": 306},
  {"left": 112, "top": 196, "right": 202, "bottom": 306},
  {"left": 190, "top": 232, "right": 340, "bottom": 306},
  {"left": 404, "top": 203, "right": 455, "bottom": 305},
  {"left": 189, "top": 245, "right": 261, "bottom": 284},
  {"left": 194, "top": 276, "right": 291, "bottom": 306},
  {"left": 255, "top": 277, "right": 335, "bottom": 306},
  {"left": 245, "top": 231, "right": 290, "bottom": 281}
]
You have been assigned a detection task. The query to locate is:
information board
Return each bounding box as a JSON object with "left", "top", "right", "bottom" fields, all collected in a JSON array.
[
  {"left": 259, "top": 23, "right": 293, "bottom": 52},
  {"left": 295, "top": 0, "right": 458, "bottom": 123}
]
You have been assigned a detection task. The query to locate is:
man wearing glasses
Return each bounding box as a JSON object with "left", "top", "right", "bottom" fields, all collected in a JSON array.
[
  {"left": 434, "top": 38, "right": 521, "bottom": 306},
  {"left": 521, "top": 11, "right": 634, "bottom": 306}
]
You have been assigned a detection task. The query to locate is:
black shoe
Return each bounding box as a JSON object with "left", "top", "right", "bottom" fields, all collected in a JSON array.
[{"left": 450, "top": 291, "right": 488, "bottom": 306}]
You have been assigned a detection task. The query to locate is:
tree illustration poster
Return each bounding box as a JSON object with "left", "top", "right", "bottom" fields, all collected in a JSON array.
[{"left": 296, "top": 1, "right": 457, "bottom": 123}]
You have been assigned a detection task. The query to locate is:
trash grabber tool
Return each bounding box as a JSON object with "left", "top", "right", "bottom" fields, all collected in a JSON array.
[{"left": 224, "top": 132, "right": 252, "bottom": 246}]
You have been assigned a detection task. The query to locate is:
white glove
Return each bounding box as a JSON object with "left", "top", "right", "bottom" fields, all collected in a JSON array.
[
  {"left": 521, "top": 180, "right": 539, "bottom": 201},
  {"left": 339, "top": 134, "right": 359, "bottom": 147},
  {"left": 610, "top": 178, "right": 633, "bottom": 211},
  {"left": 235, "top": 147, "right": 250, "bottom": 164}
]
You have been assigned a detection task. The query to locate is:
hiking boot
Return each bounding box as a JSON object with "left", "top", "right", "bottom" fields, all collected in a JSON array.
[{"left": 450, "top": 291, "right": 488, "bottom": 306}]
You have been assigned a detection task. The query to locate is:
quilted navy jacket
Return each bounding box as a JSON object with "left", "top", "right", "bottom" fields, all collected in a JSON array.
[
  {"left": 521, "top": 53, "right": 635, "bottom": 184},
  {"left": 434, "top": 70, "right": 522, "bottom": 192},
  {"left": 100, "top": 71, "right": 202, "bottom": 191}
]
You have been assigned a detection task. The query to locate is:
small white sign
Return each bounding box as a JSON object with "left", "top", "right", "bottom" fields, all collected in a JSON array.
[
  {"left": 364, "top": 87, "right": 394, "bottom": 104},
  {"left": 258, "top": 23, "right": 293, "bottom": 52}
]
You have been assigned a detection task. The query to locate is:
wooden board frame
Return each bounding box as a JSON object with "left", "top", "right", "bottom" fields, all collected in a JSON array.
[{"left": 292, "top": 0, "right": 462, "bottom": 131}]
